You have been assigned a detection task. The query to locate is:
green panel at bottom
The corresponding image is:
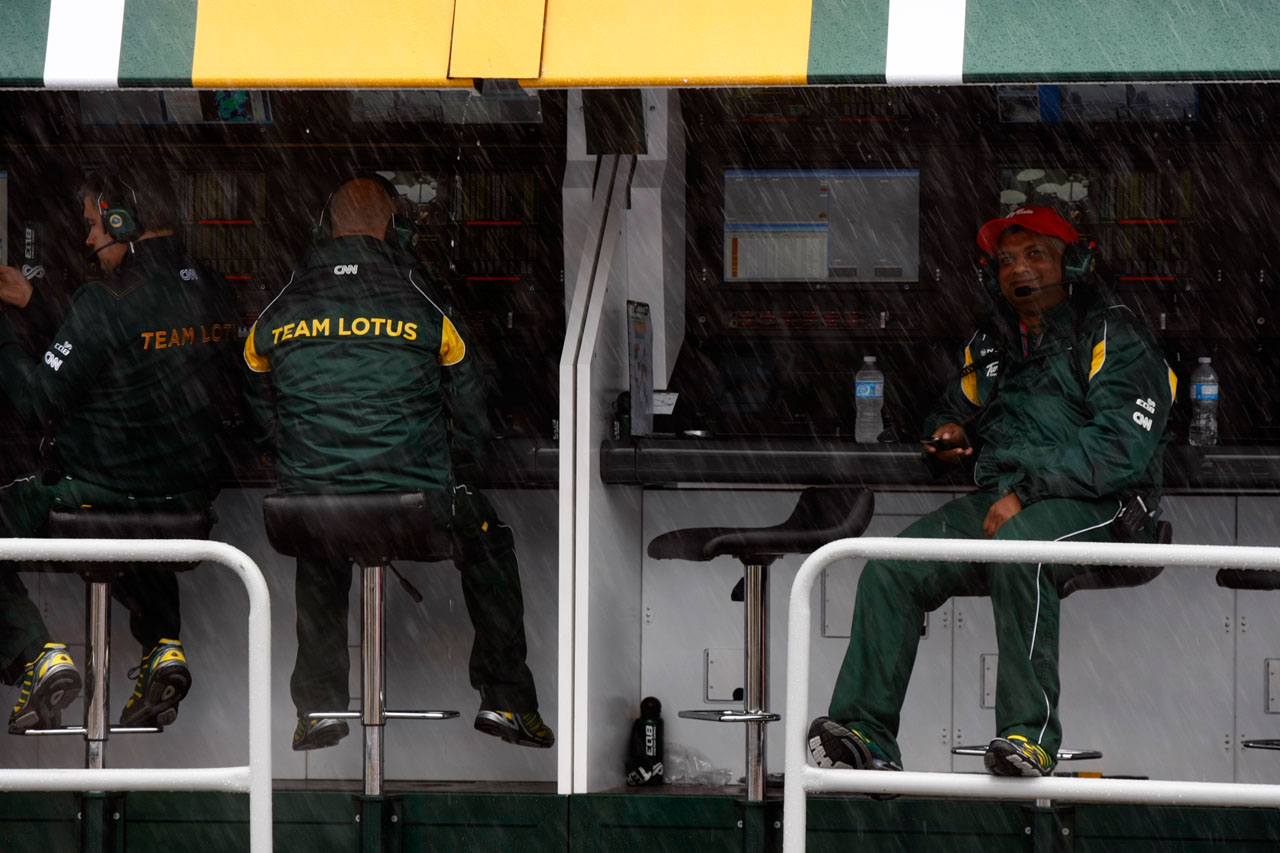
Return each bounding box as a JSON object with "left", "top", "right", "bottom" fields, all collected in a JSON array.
[
  {"left": 1073, "top": 803, "right": 1280, "bottom": 851},
  {"left": 570, "top": 793, "right": 751, "bottom": 853},
  {"left": 124, "top": 791, "right": 358, "bottom": 852},
  {"left": 401, "top": 792, "right": 568, "bottom": 852},
  {"left": 0, "top": 791, "right": 79, "bottom": 852},
  {"left": 807, "top": 797, "right": 1028, "bottom": 853}
]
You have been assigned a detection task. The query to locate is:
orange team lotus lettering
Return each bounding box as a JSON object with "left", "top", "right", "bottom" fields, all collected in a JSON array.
[
  {"left": 140, "top": 323, "right": 234, "bottom": 349},
  {"left": 274, "top": 317, "right": 417, "bottom": 341}
]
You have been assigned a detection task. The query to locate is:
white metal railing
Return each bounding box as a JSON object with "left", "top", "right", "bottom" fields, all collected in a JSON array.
[
  {"left": 0, "top": 539, "right": 271, "bottom": 853},
  {"left": 783, "top": 537, "right": 1280, "bottom": 853}
]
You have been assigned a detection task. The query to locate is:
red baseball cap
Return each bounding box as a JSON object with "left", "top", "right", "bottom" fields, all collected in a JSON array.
[{"left": 976, "top": 206, "right": 1078, "bottom": 253}]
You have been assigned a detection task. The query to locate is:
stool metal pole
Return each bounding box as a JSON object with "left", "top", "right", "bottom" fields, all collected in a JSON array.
[
  {"left": 744, "top": 563, "right": 768, "bottom": 803},
  {"left": 361, "top": 563, "right": 386, "bottom": 798},
  {"left": 85, "top": 579, "right": 111, "bottom": 771}
]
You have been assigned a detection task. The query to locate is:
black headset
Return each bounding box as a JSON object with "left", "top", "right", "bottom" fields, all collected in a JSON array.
[
  {"left": 1061, "top": 241, "right": 1096, "bottom": 282},
  {"left": 313, "top": 174, "right": 415, "bottom": 252},
  {"left": 97, "top": 180, "right": 144, "bottom": 243}
]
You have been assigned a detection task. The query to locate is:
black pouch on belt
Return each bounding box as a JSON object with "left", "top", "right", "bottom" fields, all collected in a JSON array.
[{"left": 1113, "top": 494, "right": 1155, "bottom": 541}]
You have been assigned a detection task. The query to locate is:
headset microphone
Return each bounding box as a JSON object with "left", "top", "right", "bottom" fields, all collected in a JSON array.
[
  {"left": 88, "top": 240, "right": 122, "bottom": 259},
  {"left": 1012, "top": 281, "right": 1068, "bottom": 298}
]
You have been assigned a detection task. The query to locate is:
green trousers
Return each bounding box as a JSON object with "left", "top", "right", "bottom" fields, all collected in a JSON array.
[
  {"left": 291, "top": 485, "right": 539, "bottom": 716},
  {"left": 0, "top": 475, "right": 205, "bottom": 685},
  {"left": 828, "top": 490, "right": 1148, "bottom": 766}
]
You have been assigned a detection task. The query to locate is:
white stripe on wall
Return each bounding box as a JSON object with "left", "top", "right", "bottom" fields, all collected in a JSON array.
[
  {"left": 44, "top": 0, "right": 127, "bottom": 88},
  {"left": 885, "top": 0, "right": 967, "bottom": 85}
]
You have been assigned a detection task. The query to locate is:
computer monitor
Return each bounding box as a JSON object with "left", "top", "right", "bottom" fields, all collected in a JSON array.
[{"left": 722, "top": 168, "right": 920, "bottom": 285}]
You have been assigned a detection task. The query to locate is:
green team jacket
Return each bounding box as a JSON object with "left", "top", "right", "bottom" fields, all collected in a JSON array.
[
  {"left": 244, "top": 236, "right": 487, "bottom": 494},
  {"left": 924, "top": 279, "right": 1176, "bottom": 506},
  {"left": 0, "top": 236, "right": 240, "bottom": 495}
]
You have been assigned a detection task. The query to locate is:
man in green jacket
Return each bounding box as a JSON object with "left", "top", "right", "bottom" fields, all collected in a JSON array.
[
  {"left": 246, "top": 177, "right": 553, "bottom": 752},
  {"left": 0, "top": 170, "right": 240, "bottom": 734},
  {"left": 809, "top": 206, "right": 1174, "bottom": 777}
]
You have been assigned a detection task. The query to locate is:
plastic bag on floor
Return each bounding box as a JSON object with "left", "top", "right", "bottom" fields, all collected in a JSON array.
[{"left": 663, "top": 742, "right": 734, "bottom": 787}]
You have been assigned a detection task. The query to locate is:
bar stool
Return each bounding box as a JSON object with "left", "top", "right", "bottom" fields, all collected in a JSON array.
[
  {"left": 262, "top": 492, "right": 461, "bottom": 801},
  {"left": 13, "top": 506, "right": 211, "bottom": 768},
  {"left": 952, "top": 519, "right": 1174, "bottom": 765},
  {"left": 1215, "top": 567, "right": 1280, "bottom": 751},
  {"left": 647, "top": 488, "right": 875, "bottom": 804}
]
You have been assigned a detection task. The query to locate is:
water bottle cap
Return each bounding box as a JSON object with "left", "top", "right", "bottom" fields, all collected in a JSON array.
[
  {"left": 1198, "top": 357, "right": 1211, "bottom": 363},
  {"left": 640, "top": 696, "right": 662, "bottom": 717}
]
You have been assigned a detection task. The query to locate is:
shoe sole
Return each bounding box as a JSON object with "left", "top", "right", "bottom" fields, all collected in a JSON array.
[
  {"left": 120, "top": 663, "right": 191, "bottom": 728},
  {"left": 473, "top": 714, "right": 554, "bottom": 749},
  {"left": 8, "top": 669, "right": 82, "bottom": 734},
  {"left": 984, "top": 741, "right": 1050, "bottom": 777},
  {"left": 807, "top": 717, "right": 873, "bottom": 770},
  {"left": 293, "top": 721, "right": 350, "bottom": 752}
]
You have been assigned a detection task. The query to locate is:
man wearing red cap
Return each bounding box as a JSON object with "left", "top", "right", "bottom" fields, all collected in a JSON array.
[{"left": 810, "top": 206, "right": 1174, "bottom": 777}]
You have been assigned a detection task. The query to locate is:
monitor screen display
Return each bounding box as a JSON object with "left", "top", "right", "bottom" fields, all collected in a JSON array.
[{"left": 723, "top": 169, "right": 919, "bottom": 284}]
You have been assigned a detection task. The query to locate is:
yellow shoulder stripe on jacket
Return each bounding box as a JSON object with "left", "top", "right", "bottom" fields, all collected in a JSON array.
[
  {"left": 1088, "top": 338, "right": 1106, "bottom": 380},
  {"left": 439, "top": 315, "right": 466, "bottom": 366},
  {"left": 961, "top": 346, "right": 979, "bottom": 405},
  {"left": 1168, "top": 367, "right": 1178, "bottom": 402},
  {"left": 244, "top": 323, "right": 270, "bottom": 373}
]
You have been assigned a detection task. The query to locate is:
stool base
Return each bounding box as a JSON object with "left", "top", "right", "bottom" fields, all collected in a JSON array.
[
  {"left": 1243, "top": 739, "right": 1280, "bottom": 750},
  {"left": 679, "top": 709, "right": 780, "bottom": 724},
  {"left": 952, "top": 745, "right": 1103, "bottom": 761}
]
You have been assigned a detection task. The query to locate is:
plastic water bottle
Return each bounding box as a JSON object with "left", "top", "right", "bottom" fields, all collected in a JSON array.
[
  {"left": 625, "top": 696, "right": 664, "bottom": 786},
  {"left": 854, "top": 356, "right": 885, "bottom": 443},
  {"left": 1189, "top": 356, "right": 1219, "bottom": 447}
]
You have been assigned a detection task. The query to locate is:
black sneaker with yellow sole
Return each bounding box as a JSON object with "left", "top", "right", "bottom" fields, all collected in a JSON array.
[
  {"left": 474, "top": 710, "right": 555, "bottom": 748},
  {"left": 9, "top": 643, "right": 81, "bottom": 734},
  {"left": 120, "top": 638, "right": 190, "bottom": 728},
  {"left": 807, "top": 717, "right": 903, "bottom": 771},
  {"left": 292, "top": 717, "right": 350, "bottom": 751},
  {"left": 985, "top": 734, "right": 1055, "bottom": 777}
]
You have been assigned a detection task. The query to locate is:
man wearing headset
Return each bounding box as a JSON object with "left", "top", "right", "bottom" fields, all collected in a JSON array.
[
  {"left": 245, "top": 177, "right": 554, "bottom": 752},
  {"left": 0, "top": 170, "right": 240, "bottom": 734},
  {"left": 809, "top": 206, "right": 1174, "bottom": 777}
]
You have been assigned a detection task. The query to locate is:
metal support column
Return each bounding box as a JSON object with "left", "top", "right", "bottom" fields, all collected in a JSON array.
[
  {"left": 79, "top": 791, "right": 117, "bottom": 853},
  {"left": 744, "top": 563, "right": 768, "bottom": 804},
  {"left": 84, "top": 579, "right": 111, "bottom": 771},
  {"left": 361, "top": 563, "right": 386, "bottom": 798}
]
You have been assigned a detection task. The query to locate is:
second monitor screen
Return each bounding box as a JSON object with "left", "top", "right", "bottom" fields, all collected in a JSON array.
[{"left": 723, "top": 168, "right": 919, "bottom": 285}]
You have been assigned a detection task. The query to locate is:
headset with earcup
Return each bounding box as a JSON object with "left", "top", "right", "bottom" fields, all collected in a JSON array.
[
  {"left": 96, "top": 180, "right": 144, "bottom": 243},
  {"left": 1062, "top": 240, "right": 1096, "bottom": 282}
]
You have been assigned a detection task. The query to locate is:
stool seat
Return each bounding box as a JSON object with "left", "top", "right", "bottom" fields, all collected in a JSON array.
[
  {"left": 647, "top": 488, "right": 875, "bottom": 564},
  {"left": 47, "top": 506, "right": 212, "bottom": 539},
  {"left": 966, "top": 519, "right": 1173, "bottom": 600},
  {"left": 1058, "top": 518, "right": 1173, "bottom": 597},
  {"left": 1215, "top": 568, "right": 1280, "bottom": 591},
  {"left": 262, "top": 492, "right": 455, "bottom": 565},
  {"left": 41, "top": 506, "right": 212, "bottom": 578}
]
